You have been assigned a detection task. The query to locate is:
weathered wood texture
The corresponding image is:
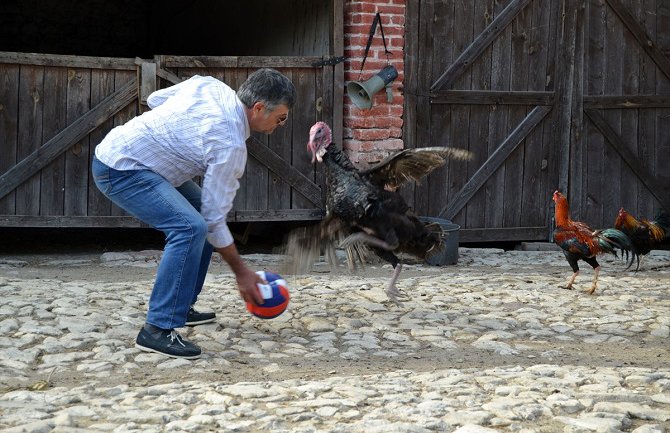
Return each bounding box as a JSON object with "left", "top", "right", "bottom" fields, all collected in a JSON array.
[
  {"left": 0, "top": 1, "right": 343, "bottom": 228},
  {"left": 405, "top": 0, "right": 670, "bottom": 241}
]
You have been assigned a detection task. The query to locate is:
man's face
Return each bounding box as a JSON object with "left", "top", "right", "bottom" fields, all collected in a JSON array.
[{"left": 250, "top": 103, "right": 289, "bottom": 134}]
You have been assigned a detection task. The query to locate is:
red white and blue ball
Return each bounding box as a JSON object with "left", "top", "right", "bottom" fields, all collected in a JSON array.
[{"left": 246, "top": 271, "right": 290, "bottom": 319}]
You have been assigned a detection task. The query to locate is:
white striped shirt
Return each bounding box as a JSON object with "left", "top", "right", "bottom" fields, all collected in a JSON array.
[{"left": 95, "top": 75, "right": 249, "bottom": 248}]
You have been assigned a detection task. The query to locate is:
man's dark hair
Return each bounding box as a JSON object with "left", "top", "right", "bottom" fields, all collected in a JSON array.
[{"left": 237, "top": 68, "right": 296, "bottom": 111}]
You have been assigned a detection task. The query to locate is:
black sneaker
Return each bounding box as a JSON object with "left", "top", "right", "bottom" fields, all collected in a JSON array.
[
  {"left": 135, "top": 327, "right": 201, "bottom": 359},
  {"left": 185, "top": 307, "right": 216, "bottom": 326}
]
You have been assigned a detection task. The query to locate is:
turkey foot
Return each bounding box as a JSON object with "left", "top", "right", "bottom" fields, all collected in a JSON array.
[{"left": 385, "top": 264, "right": 409, "bottom": 302}]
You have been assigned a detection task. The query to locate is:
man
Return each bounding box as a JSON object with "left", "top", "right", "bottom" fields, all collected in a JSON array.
[{"left": 92, "top": 68, "right": 296, "bottom": 359}]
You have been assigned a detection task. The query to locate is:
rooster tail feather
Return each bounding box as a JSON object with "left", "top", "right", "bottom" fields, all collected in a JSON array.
[
  {"left": 654, "top": 211, "right": 670, "bottom": 238},
  {"left": 598, "top": 228, "right": 639, "bottom": 270}
]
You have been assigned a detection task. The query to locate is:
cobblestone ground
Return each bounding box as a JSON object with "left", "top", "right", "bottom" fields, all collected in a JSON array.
[{"left": 0, "top": 247, "right": 669, "bottom": 433}]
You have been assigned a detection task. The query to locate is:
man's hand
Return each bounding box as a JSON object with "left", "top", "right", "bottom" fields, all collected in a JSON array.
[
  {"left": 215, "top": 242, "right": 265, "bottom": 305},
  {"left": 236, "top": 267, "right": 266, "bottom": 305}
]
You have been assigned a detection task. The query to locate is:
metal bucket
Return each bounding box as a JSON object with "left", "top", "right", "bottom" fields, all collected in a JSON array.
[{"left": 418, "top": 216, "right": 460, "bottom": 266}]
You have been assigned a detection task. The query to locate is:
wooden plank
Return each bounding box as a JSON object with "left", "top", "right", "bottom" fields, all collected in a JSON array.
[
  {"left": 140, "top": 62, "right": 157, "bottom": 104},
  {"left": 430, "top": 0, "right": 534, "bottom": 91},
  {"left": 40, "top": 67, "right": 68, "bottom": 216},
  {"left": 431, "top": 90, "right": 555, "bottom": 105},
  {"left": 0, "top": 64, "right": 19, "bottom": 214},
  {"left": 0, "top": 215, "right": 148, "bottom": 228},
  {"left": 460, "top": 226, "right": 549, "bottom": 242},
  {"left": 0, "top": 52, "right": 136, "bottom": 70},
  {"left": 16, "top": 65, "right": 44, "bottom": 216},
  {"left": 88, "top": 69, "right": 116, "bottom": 217},
  {"left": 268, "top": 69, "right": 294, "bottom": 211},
  {"left": 605, "top": 0, "right": 670, "bottom": 82},
  {"left": 64, "top": 69, "right": 92, "bottom": 216},
  {"left": 484, "top": 0, "right": 514, "bottom": 229},
  {"left": 564, "top": 0, "right": 585, "bottom": 219},
  {"left": 557, "top": 0, "right": 578, "bottom": 195},
  {"left": 412, "top": 0, "right": 439, "bottom": 215},
  {"left": 234, "top": 209, "right": 324, "bottom": 222},
  {"left": 439, "top": 105, "right": 552, "bottom": 220},
  {"left": 246, "top": 137, "right": 322, "bottom": 207},
  {"left": 444, "top": 0, "right": 473, "bottom": 225},
  {"left": 224, "top": 69, "right": 249, "bottom": 213},
  {"left": 0, "top": 79, "right": 138, "bottom": 201},
  {"left": 583, "top": 0, "right": 607, "bottom": 225},
  {"left": 290, "top": 68, "right": 318, "bottom": 209},
  {"left": 636, "top": 0, "right": 658, "bottom": 220},
  {"left": 520, "top": 0, "right": 553, "bottom": 229},
  {"left": 162, "top": 56, "right": 323, "bottom": 69},
  {"left": 464, "top": 0, "right": 493, "bottom": 230},
  {"left": 618, "top": 1, "right": 642, "bottom": 220},
  {"left": 318, "top": 66, "right": 332, "bottom": 207},
  {"left": 601, "top": 0, "right": 625, "bottom": 229},
  {"left": 564, "top": 0, "right": 588, "bottom": 223},
  {"left": 110, "top": 71, "right": 139, "bottom": 217},
  {"left": 583, "top": 95, "right": 670, "bottom": 108},
  {"left": 502, "top": 2, "right": 532, "bottom": 229},
  {"left": 584, "top": 108, "right": 670, "bottom": 212},
  {"left": 332, "top": 0, "right": 345, "bottom": 147}
]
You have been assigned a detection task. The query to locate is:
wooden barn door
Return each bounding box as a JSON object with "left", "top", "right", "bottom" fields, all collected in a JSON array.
[
  {"left": 405, "top": 0, "right": 561, "bottom": 242},
  {"left": 568, "top": 0, "right": 670, "bottom": 229},
  {"left": 405, "top": 0, "right": 669, "bottom": 242},
  {"left": 0, "top": 54, "right": 343, "bottom": 228}
]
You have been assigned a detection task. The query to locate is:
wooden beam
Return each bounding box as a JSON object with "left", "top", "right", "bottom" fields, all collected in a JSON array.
[
  {"left": 161, "top": 56, "right": 324, "bottom": 69},
  {"left": 605, "top": 0, "right": 670, "bottom": 82},
  {"left": 246, "top": 137, "right": 322, "bottom": 206},
  {"left": 460, "top": 226, "right": 550, "bottom": 242},
  {"left": 583, "top": 95, "right": 670, "bottom": 109},
  {"left": 0, "top": 79, "right": 138, "bottom": 201},
  {"left": 438, "top": 105, "right": 552, "bottom": 219},
  {"left": 0, "top": 215, "right": 148, "bottom": 228},
  {"left": 0, "top": 51, "right": 136, "bottom": 70},
  {"left": 234, "top": 209, "right": 324, "bottom": 222},
  {"left": 584, "top": 108, "right": 670, "bottom": 212},
  {"left": 430, "top": 0, "right": 533, "bottom": 91},
  {"left": 431, "top": 90, "right": 555, "bottom": 105}
]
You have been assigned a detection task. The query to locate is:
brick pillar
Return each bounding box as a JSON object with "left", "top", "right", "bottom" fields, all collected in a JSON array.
[{"left": 343, "top": 0, "right": 405, "bottom": 166}]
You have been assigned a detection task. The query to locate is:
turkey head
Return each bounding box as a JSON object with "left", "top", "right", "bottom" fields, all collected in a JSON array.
[{"left": 308, "top": 121, "right": 332, "bottom": 163}]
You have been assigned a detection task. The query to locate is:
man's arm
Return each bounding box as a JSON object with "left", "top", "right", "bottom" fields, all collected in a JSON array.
[{"left": 215, "top": 243, "right": 265, "bottom": 305}]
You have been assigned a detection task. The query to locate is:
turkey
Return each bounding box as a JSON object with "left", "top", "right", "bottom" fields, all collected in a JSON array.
[{"left": 283, "top": 121, "right": 472, "bottom": 301}]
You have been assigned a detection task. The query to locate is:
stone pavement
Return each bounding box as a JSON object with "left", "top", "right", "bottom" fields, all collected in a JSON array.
[{"left": 0, "top": 248, "right": 669, "bottom": 432}]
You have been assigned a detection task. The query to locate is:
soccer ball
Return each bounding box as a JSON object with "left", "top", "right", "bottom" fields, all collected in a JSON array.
[{"left": 246, "top": 271, "right": 290, "bottom": 319}]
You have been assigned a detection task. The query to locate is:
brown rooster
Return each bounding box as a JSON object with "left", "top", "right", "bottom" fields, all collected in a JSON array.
[
  {"left": 552, "top": 191, "right": 636, "bottom": 294},
  {"left": 614, "top": 208, "right": 669, "bottom": 269}
]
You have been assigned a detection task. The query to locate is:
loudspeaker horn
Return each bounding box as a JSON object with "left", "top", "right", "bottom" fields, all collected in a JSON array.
[{"left": 346, "top": 65, "right": 398, "bottom": 109}]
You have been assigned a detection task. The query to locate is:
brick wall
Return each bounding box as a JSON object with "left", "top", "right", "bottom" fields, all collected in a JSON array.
[{"left": 343, "top": 0, "right": 406, "bottom": 166}]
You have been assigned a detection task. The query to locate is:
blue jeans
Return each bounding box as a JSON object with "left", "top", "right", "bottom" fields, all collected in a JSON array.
[{"left": 92, "top": 156, "right": 214, "bottom": 329}]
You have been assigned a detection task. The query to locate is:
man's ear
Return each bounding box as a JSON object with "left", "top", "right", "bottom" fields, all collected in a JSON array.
[{"left": 252, "top": 102, "right": 265, "bottom": 113}]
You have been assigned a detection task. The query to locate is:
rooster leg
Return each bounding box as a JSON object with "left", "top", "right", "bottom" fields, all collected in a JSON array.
[
  {"left": 584, "top": 257, "right": 601, "bottom": 295},
  {"left": 340, "top": 232, "right": 395, "bottom": 251},
  {"left": 563, "top": 271, "right": 578, "bottom": 290},
  {"left": 587, "top": 265, "right": 601, "bottom": 295}
]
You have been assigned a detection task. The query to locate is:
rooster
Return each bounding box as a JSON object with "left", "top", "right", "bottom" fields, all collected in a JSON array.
[
  {"left": 552, "top": 191, "right": 636, "bottom": 294},
  {"left": 614, "top": 208, "right": 670, "bottom": 269},
  {"left": 284, "top": 121, "right": 471, "bottom": 301}
]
